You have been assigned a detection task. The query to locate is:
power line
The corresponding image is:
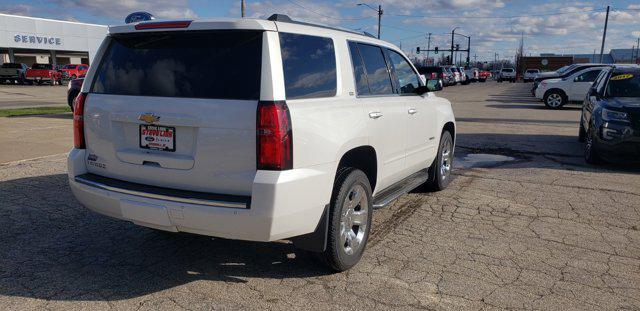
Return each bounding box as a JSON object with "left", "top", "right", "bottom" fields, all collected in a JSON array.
[
  {"left": 284, "top": 0, "right": 372, "bottom": 21},
  {"left": 386, "top": 8, "right": 604, "bottom": 19}
]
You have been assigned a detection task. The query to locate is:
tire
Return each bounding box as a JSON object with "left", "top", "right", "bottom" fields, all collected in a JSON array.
[
  {"left": 320, "top": 168, "right": 373, "bottom": 272},
  {"left": 578, "top": 121, "right": 586, "bottom": 142},
  {"left": 584, "top": 126, "right": 601, "bottom": 164},
  {"left": 544, "top": 90, "right": 566, "bottom": 109},
  {"left": 425, "top": 131, "right": 454, "bottom": 191}
]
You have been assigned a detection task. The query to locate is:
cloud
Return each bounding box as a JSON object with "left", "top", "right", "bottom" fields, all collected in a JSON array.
[
  {"left": 50, "top": 0, "right": 197, "bottom": 20},
  {"left": 0, "top": 4, "right": 34, "bottom": 16},
  {"left": 242, "top": 1, "right": 356, "bottom": 26}
]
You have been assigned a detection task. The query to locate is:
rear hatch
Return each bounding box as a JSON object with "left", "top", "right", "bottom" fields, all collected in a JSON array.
[{"left": 84, "top": 30, "right": 264, "bottom": 195}]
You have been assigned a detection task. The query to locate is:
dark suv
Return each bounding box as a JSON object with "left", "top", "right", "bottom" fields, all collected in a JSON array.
[{"left": 580, "top": 65, "right": 640, "bottom": 164}]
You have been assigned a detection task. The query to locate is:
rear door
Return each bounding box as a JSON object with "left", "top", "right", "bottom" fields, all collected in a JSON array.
[
  {"left": 348, "top": 42, "right": 407, "bottom": 190},
  {"left": 569, "top": 69, "right": 602, "bottom": 101},
  {"left": 386, "top": 49, "right": 437, "bottom": 172},
  {"left": 84, "top": 30, "right": 264, "bottom": 195}
]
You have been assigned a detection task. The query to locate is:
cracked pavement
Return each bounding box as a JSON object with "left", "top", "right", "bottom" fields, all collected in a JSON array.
[{"left": 1, "top": 82, "right": 639, "bottom": 310}]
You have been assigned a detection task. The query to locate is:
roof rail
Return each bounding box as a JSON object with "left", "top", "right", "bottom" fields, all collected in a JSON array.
[{"left": 266, "top": 14, "right": 376, "bottom": 39}]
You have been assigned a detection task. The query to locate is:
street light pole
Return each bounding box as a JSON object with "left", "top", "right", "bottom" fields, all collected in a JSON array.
[
  {"left": 241, "top": 0, "right": 245, "bottom": 17},
  {"left": 599, "top": 5, "right": 610, "bottom": 63},
  {"left": 450, "top": 27, "right": 458, "bottom": 65},
  {"left": 426, "top": 33, "right": 432, "bottom": 63}
]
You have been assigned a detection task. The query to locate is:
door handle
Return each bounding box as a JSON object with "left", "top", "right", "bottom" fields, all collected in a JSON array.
[
  {"left": 408, "top": 108, "right": 418, "bottom": 115},
  {"left": 368, "top": 111, "right": 383, "bottom": 119}
]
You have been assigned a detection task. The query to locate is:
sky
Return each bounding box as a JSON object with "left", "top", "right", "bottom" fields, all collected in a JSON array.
[{"left": 1, "top": 0, "right": 639, "bottom": 62}]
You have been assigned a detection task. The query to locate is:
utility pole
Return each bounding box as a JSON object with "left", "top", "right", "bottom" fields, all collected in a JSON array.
[
  {"left": 466, "top": 36, "right": 471, "bottom": 67},
  {"left": 358, "top": 3, "right": 383, "bottom": 39},
  {"left": 426, "top": 33, "right": 432, "bottom": 63},
  {"left": 599, "top": 5, "right": 610, "bottom": 63},
  {"left": 450, "top": 27, "right": 457, "bottom": 65},
  {"left": 377, "top": 5, "right": 383, "bottom": 39},
  {"left": 241, "top": 0, "right": 245, "bottom": 17},
  {"left": 636, "top": 37, "right": 640, "bottom": 61}
]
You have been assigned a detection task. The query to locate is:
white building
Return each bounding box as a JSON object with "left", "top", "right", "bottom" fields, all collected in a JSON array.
[{"left": 0, "top": 13, "right": 107, "bottom": 66}]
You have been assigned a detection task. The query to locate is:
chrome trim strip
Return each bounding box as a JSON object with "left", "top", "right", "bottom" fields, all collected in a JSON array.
[{"left": 74, "top": 176, "right": 248, "bottom": 209}]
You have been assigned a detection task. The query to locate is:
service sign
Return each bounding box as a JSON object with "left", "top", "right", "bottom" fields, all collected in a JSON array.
[{"left": 12, "top": 34, "right": 62, "bottom": 47}]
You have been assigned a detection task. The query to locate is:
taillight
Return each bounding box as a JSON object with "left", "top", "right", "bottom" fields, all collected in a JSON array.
[
  {"left": 430, "top": 72, "right": 437, "bottom": 79},
  {"left": 256, "top": 101, "right": 292, "bottom": 170},
  {"left": 441, "top": 73, "right": 446, "bottom": 79},
  {"left": 135, "top": 21, "right": 191, "bottom": 30},
  {"left": 73, "top": 93, "right": 87, "bottom": 149}
]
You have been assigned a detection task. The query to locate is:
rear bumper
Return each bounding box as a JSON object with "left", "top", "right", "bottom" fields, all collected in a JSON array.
[{"left": 68, "top": 149, "right": 334, "bottom": 242}]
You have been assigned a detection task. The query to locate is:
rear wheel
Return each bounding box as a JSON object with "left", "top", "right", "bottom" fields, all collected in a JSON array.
[
  {"left": 544, "top": 90, "right": 566, "bottom": 109},
  {"left": 320, "top": 168, "right": 372, "bottom": 272},
  {"left": 425, "top": 131, "right": 453, "bottom": 191}
]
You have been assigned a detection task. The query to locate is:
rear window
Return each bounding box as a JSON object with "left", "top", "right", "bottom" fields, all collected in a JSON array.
[
  {"left": 31, "top": 64, "right": 52, "bottom": 70},
  {"left": 607, "top": 71, "right": 640, "bottom": 97},
  {"left": 1, "top": 63, "right": 21, "bottom": 69},
  {"left": 417, "top": 67, "right": 441, "bottom": 74},
  {"left": 92, "top": 30, "right": 263, "bottom": 100},
  {"left": 526, "top": 69, "right": 539, "bottom": 73},
  {"left": 279, "top": 33, "right": 336, "bottom": 100},
  {"left": 502, "top": 68, "right": 514, "bottom": 72}
]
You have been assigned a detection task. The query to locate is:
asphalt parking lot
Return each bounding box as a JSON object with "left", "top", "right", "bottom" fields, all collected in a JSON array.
[
  {"left": 0, "top": 84, "right": 67, "bottom": 109},
  {"left": 1, "top": 82, "right": 639, "bottom": 310}
]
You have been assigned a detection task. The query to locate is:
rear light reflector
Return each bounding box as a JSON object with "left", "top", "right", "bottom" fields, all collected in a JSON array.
[
  {"left": 73, "top": 93, "right": 87, "bottom": 149},
  {"left": 257, "top": 101, "right": 292, "bottom": 170},
  {"left": 135, "top": 21, "right": 192, "bottom": 30}
]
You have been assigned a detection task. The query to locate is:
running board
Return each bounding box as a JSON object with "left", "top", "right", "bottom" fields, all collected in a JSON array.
[{"left": 372, "top": 169, "right": 429, "bottom": 209}]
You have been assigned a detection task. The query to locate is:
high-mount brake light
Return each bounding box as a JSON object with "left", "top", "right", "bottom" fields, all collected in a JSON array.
[
  {"left": 73, "top": 93, "right": 87, "bottom": 149},
  {"left": 256, "top": 101, "right": 293, "bottom": 170},
  {"left": 135, "top": 21, "right": 192, "bottom": 30}
]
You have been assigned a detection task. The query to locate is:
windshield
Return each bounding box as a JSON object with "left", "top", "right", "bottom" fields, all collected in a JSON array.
[
  {"left": 526, "top": 69, "right": 539, "bottom": 73},
  {"left": 1, "top": 63, "right": 21, "bottom": 69},
  {"left": 31, "top": 64, "right": 52, "bottom": 70},
  {"left": 92, "top": 30, "right": 263, "bottom": 100},
  {"left": 557, "top": 65, "right": 576, "bottom": 74},
  {"left": 607, "top": 71, "right": 640, "bottom": 97}
]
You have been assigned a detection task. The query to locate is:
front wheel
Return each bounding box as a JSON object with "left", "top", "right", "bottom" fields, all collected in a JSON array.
[
  {"left": 544, "top": 91, "right": 566, "bottom": 109},
  {"left": 320, "top": 168, "right": 372, "bottom": 272},
  {"left": 584, "top": 127, "right": 601, "bottom": 164},
  {"left": 425, "top": 131, "right": 454, "bottom": 191}
]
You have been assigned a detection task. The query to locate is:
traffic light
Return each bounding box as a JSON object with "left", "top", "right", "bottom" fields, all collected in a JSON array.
[
  {"left": 434, "top": 46, "right": 439, "bottom": 54},
  {"left": 466, "top": 57, "right": 470, "bottom": 66},
  {"left": 416, "top": 47, "right": 420, "bottom": 54},
  {"left": 455, "top": 44, "right": 460, "bottom": 51},
  {"left": 445, "top": 55, "right": 450, "bottom": 63}
]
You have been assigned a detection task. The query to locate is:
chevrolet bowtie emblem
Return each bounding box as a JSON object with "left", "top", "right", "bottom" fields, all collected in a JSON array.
[{"left": 138, "top": 113, "right": 160, "bottom": 124}]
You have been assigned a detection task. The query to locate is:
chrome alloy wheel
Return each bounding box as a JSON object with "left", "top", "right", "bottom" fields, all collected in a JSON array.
[
  {"left": 546, "top": 93, "right": 562, "bottom": 107},
  {"left": 340, "top": 184, "right": 368, "bottom": 256},
  {"left": 440, "top": 136, "right": 453, "bottom": 181}
]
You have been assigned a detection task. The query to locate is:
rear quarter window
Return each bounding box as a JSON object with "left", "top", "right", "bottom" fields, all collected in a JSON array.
[
  {"left": 91, "top": 30, "right": 263, "bottom": 100},
  {"left": 279, "top": 33, "right": 336, "bottom": 100}
]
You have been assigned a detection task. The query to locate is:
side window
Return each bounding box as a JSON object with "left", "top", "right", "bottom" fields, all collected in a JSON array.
[
  {"left": 348, "top": 42, "right": 370, "bottom": 95},
  {"left": 356, "top": 43, "right": 394, "bottom": 95},
  {"left": 576, "top": 70, "right": 601, "bottom": 82},
  {"left": 387, "top": 49, "right": 420, "bottom": 94},
  {"left": 279, "top": 33, "right": 336, "bottom": 100},
  {"left": 596, "top": 71, "right": 609, "bottom": 94}
]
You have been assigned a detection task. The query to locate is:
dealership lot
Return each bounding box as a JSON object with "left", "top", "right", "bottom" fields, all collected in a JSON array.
[{"left": 1, "top": 83, "right": 639, "bottom": 309}]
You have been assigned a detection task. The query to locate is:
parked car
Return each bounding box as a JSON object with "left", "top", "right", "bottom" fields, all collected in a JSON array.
[
  {"left": 441, "top": 66, "right": 455, "bottom": 86},
  {"left": 497, "top": 68, "right": 516, "bottom": 83},
  {"left": 580, "top": 65, "right": 640, "bottom": 163},
  {"left": 67, "top": 77, "right": 84, "bottom": 110},
  {"left": 25, "top": 63, "right": 62, "bottom": 85},
  {"left": 478, "top": 70, "right": 491, "bottom": 82},
  {"left": 458, "top": 66, "right": 470, "bottom": 85},
  {"left": 523, "top": 69, "right": 540, "bottom": 82},
  {"left": 532, "top": 64, "right": 605, "bottom": 96},
  {"left": 417, "top": 66, "right": 444, "bottom": 89},
  {"left": 60, "top": 64, "right": 89, "bottom": 80},
  {"left": 465, "top": 68, "right": 479, "bottom": 82},
  {"left": 535, "top": 66, "right": 607, "bottom": 108},
  {"left": 68, "top": 15, "right": 456, "bottom": 271},
  {"left": 0, "top": 62, "right": 29, "bottom": 84},
  {"left": 449, "top": 66, "right": 461, "bottom": 84}
]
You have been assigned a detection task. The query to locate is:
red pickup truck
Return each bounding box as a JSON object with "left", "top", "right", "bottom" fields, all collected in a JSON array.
[
  {"left": 25, "top": 64, "right": 62, "bottom": 85},
  {"left": 478, "top": 71, "right": 491, "bottom": 82},
  {"left": 60, "top": 64, "right": 89, "bottom": 80}
]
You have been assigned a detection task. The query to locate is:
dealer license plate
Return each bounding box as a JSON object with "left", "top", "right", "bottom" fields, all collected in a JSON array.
[{"left": 140, "top": 125, "right": 175, "bottom": 152}]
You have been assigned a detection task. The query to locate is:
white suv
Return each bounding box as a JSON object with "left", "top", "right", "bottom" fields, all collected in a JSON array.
[
  {"left": 68, "top": 14, "right": 456, "bottom": 271},
  {"left": 535, "top": 66, "right": 607, "bottom": 108},
  {"left": 498, "top": 68, "right": 516, "bottom": 82}
]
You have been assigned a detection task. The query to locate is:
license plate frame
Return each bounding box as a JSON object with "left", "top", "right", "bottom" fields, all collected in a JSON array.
[{"left": 139, "top": 124, "right": 176, "bottom": 152}]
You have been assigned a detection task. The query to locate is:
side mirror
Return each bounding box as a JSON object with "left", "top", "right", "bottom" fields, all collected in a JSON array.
[
  {"left": 415, "top": 85, "right": 429, "bottom": 95},
  {"left": 426, "top": 79, "right": 443, "bottom": 92}
]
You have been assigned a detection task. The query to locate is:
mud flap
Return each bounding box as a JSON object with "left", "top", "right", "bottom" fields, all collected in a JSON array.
[{"left": 291, "top": 204, "right": 329, "bottom": 252}]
